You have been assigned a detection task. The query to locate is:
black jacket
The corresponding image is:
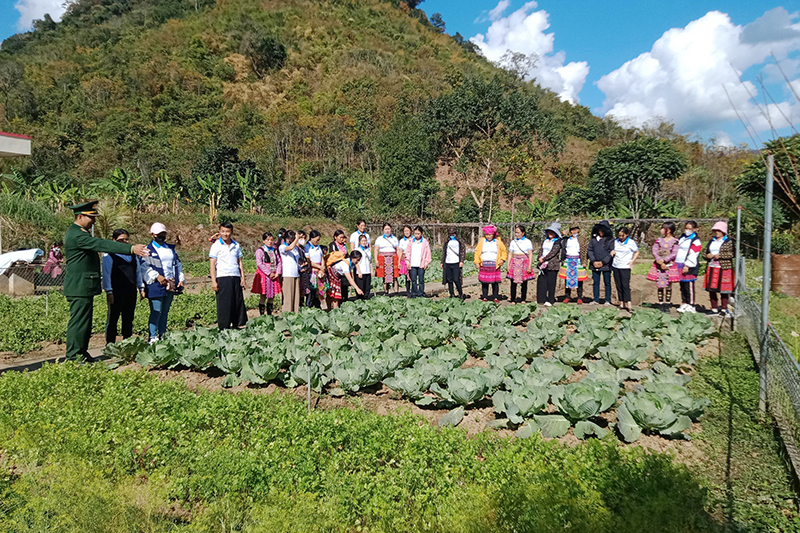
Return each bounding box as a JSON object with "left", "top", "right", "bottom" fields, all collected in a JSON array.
[{"left": 587, "top": 221, "right": 614, "bottom": 272}]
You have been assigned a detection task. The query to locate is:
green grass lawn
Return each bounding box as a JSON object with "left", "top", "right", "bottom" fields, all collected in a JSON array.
[{"left": 0, "top": 331, "right": 798, "bottom": 531}]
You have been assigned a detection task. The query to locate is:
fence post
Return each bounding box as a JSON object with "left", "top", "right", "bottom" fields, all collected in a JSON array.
[
  {"left": 759, "top": 155, "right": 774, "bottom": 419},
  {"left": 734, "top": 206, "right": 742, "bottom": 331}
]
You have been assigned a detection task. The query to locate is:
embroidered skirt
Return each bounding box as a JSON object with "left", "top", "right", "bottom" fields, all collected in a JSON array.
[
  {"left": 558, "top": 256, "right": 588, "bottom": 288},
  {"left": 327, "top": 267, "right": 343, "bottom": 300},
  {"left": 704, "top": 267, "right": 734, "bottom": 293},
  {"left": 647, "top": 262, "right": 681, "bottom": 288},
  {"left": 479, "top": 261, "right": 502, "bottom": 283},
  {"left": 507, "top": 254, "right": 534, "bottom": 283},
  {"left": 376, "top": 253, "right": 399, "bottom": 284},
  {"left": 251, "top": 270, "right": 281, "bottom": 298},
  {"left": 676, "top": 263, "right": 699, "bottom": 282}
]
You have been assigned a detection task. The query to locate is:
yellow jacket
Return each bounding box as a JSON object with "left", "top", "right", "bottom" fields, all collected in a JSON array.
[{"left": 473, "top": 237, "right": 508, "bottom": 269}]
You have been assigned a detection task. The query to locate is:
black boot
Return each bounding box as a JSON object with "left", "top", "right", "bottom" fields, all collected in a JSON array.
[
  {"left": 266, "top": 303, "right": 274, "bottom": 315},
  {"left": 258, "top": 304, "right": 266, "bottom": 316}
]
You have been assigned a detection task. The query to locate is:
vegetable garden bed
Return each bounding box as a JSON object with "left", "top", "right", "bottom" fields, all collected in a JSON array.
[{"left": 108, "top": 297, "right": 715, "bottom": 444}]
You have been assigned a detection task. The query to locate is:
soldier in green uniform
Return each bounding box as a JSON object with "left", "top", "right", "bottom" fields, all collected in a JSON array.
[{"left": 64, "top": 200, "right": 148, "bottom": 361}]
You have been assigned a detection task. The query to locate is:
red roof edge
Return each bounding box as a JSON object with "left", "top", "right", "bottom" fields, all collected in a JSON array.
[{"left": 0, "top": 132, "right": 32, "bottom": 140}]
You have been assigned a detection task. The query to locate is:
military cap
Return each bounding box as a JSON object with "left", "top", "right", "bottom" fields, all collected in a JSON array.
[{"left": 69, "top": 200, "right": 100, "bottom": 216}]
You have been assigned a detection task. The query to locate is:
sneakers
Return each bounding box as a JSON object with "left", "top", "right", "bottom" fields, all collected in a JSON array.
[
  {"left": 684, "top": 305, "right": 696, "bottom": 314},
  {"left": 576, "top": 299, "right": 583, "bottom": 305},
  {"left": 148, "top": 336, "right": 161, "bottom": 345},
  {"left": 544, "top": 302, "right": 552, "bottom": 307},
  {"left": 722, "top": 309, "right": 734, "bottom": 318},
  {"left": 586, "top": 300, "right": 597, "bottom": 306},
  {"left": 677, "top": 304, "right": 687, "bottom": 313},
  {"left": 603, "top": 301, "right": 614, "bottom": 307}
]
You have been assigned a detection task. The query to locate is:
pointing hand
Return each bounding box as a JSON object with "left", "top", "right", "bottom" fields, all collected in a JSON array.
[{"left": 132, "top": 244, "right": 149, "bottom": 257}]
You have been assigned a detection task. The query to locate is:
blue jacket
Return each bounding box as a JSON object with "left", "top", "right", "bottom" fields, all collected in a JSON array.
[{"left": 138, "top": 241, "right": 183, "bottom": 298}]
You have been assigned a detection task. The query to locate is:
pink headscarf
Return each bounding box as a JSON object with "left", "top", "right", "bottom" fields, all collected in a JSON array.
[{"left": 482, "top": 225, "right": 497, "bottom": 236}]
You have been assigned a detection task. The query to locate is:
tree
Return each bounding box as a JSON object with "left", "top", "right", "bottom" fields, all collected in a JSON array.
[
  {"left": 586, "top": 136, "right": 687, "bottom": 218},
  {"left": 189, "top": 147, "right": 268, "bottom": 211},
  {"left": 496, "top": 50, "right": 538, "bottom": 82},
  {"left": 430, "top": 13, "right": 445, "bottom": 32},
  {"left": 737, "top": 134, "right": 800, "bottom": 222},
  {"left": 427, "top": 76, "right": 563, "bottom": 223},
  {"left": 239, "top": 34, "right": 287, "bottom": 78},
  {"left": 0, "top": 61, "right": 24, "bottom": 121},
  {"left": 375, "top": 114, "right": 439, "bottom": 217}
]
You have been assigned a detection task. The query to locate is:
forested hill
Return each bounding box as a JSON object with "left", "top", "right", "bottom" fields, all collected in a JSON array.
[{"left": 0, "top": 0, "right": 613, "bottom": 220}]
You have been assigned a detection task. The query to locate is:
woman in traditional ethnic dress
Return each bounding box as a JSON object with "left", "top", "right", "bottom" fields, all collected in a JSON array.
[
  {"left": 646, "top": 222, "right": 680, "bottom": 311},
  {"left": 473, "top": 225, "right": 508, "bottom": 302},
  {"left": 374, "top": 223, "right": 401, "bottom": 294},
  {"left": 397, "top": 225, "right": 413, "bottom": 293},
  {"left": 536, "top": 223, "right": 563, "bottom": 307},
  {"left": 558, "top": 225, "right": 588, "bottom": 304},
  {"left": 703, "top": 221, "right": 735, "bottom": 317},
  {"left": 506, "top": 225, "right": 534, "bottom": 304},
  {"left": 251, "top": 232, "right": 282, "bottom": 316},
  {"left": 325, "top": 250, "right": 364, "bottom": 310}
]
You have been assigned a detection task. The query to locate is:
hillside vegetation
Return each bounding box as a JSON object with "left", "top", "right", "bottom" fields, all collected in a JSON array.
[{"left": 0, "top": 0, "right": 769, "bottom": 249}]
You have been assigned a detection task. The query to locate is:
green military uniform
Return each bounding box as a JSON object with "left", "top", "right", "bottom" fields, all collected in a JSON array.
[{"left": 64, "top": 201, "right": 136, "bottom": 360}]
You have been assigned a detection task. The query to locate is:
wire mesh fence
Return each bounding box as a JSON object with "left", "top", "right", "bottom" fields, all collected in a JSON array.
[{"left": 735, "top": 256, "right": 800, "bottom": 477}]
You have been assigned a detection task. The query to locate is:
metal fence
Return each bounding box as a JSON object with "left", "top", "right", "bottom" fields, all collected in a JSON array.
[{"left": 734, "top": 257, "right": 800, "bottom": 478}]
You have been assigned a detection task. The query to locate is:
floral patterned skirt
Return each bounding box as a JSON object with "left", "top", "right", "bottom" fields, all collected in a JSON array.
[
  {"left": 558, "top": 256, "right": 588, "bottom": 288},
  {"left": 647, "top": 262, "right": 681, "bottom": 288},
  {"left": 251, "top": 270, "right": 281, "bottom": 298},
  {"left": 506, "top": 255, "right": 534, "bottom": 283},
  {"left": 704, "top": 267, "right": 734, "bottom": 294},
  {"left": 479, "top": 261, "right": 502, "bottom": 283},
  {"left": 327, "top": 267, "right": 343, "bottom": 300},
  {"left": 377, "top": 253, "right": 399, "bottom": 284}
]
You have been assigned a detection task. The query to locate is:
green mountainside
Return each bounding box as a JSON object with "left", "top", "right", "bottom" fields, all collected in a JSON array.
[{"left": 0, "top": 0, "right": 608, "bottom": 212}]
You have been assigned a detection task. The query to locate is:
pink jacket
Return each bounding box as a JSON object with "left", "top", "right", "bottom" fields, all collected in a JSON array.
[{"left": 404, "top": 238, "right": 432, "bottom": 269}]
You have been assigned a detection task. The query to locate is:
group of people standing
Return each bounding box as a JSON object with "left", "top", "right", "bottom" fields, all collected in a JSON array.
[
  {"left": 66, "top": 200, "right": 735, "bottom": 362},
  {"left": 470, "top": 219, "right": 735, "bottom": 316}
]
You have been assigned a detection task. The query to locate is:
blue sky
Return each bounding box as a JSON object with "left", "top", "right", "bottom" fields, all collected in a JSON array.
[{"left": 1, "top": 0, "right": 798, "bottom": 146}]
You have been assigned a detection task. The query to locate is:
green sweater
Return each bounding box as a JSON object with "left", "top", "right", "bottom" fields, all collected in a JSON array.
[{"left": 63, "top": 223, "right": 135, "bottom": 298}]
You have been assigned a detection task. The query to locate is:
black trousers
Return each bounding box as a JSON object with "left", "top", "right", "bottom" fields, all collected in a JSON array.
[
  {"left": 537, "top": 270, "right": 557, "bottom": 304},
  {"left": 481, "top": 282, "right": 499, "bottom": 300},
  {"left": 217, "top": 276, "right": 248, "bottom": 330},
  {"left": 510, "top": 281, "right": 528, "bottom": 302},
  {"left": 306, "top": 287, "right": 321, "bottom": 308},
  {"left": 592, "top": 270, "right": 612, "bottom": 303},
  {"left": 564, "top": 281, "right": 583, "bottom": 299},
  {"left": 613, "top": 268, "right": 632, "bottom": 302},
  {"left": 409, "top": 267, "right": 425, "bottom": 297},
  {"left": 444, "top": 263, "right": 463, "bottom": 297},
  {"left": 680, "top": 281, "right": 696, "bottom": 305},
  {"left": 105, "top": 289, "right": 137, "bottom": 344},
  {"left": 355, "top": 274, "right": 372, "bottom": 300},
  {"left": 340, "top": 277, "right": 350, "bottom": 302}
]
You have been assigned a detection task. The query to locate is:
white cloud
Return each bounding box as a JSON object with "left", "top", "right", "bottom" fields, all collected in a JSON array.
[
  {"left": 469, "top": 1, "right": 589, "bottom": 104},
  {"left": 14, "top": 0, "right": 66, "bottom": 31},
  {"left": 596, "top": 8, "right": 800, "bottom": 139}
]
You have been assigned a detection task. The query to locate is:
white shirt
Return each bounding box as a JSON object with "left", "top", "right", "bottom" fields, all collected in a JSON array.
[
  {"left": 612, "top": 238, "right": 639, "bottom": 269},
  {"left": 209, "top": 239, "right": 242, "bottom": 278},
  {"left": 481, "top": 239, "right": 499, "bottom": 263},
  {"left": 350, "top": 231, "right": 371, "bottom": 249},
  {"left": 565, "top": 236, "right": 580, "bottom": 257},
  {"left": 279, "top": 243, "right": 300, "bottom": 278},
  {"left": 541, "top": 239, "right": 555, "bottom": 257},
  {"left": 144, "top": 242, "right": 185, "bottom": 285},
  {"left": 676, "top": 234, "right": 701, "bottom": 267},
  {"left": 333, "top": 260, "right": 352, "bottom": 276},
  {"left": 410, "top": 239, "right": 424, "bottom": 268},
  {"left": 445, "top": 238, "right": 461, "bottom": 264},
  {"left": 509, "top": 237, "right": 533, "bottom": 256},
  {"left": 374, "top": 235, "right": 399, "bottom": 254},
  {"left": 305, "top": 243, "right": 323, "bottom": 265},
  {"left": 708, "top": 238, "right": 724, "bottom": 268},
  {"left": 356, "top": 247, "right": 372, "bottom": 275}
]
